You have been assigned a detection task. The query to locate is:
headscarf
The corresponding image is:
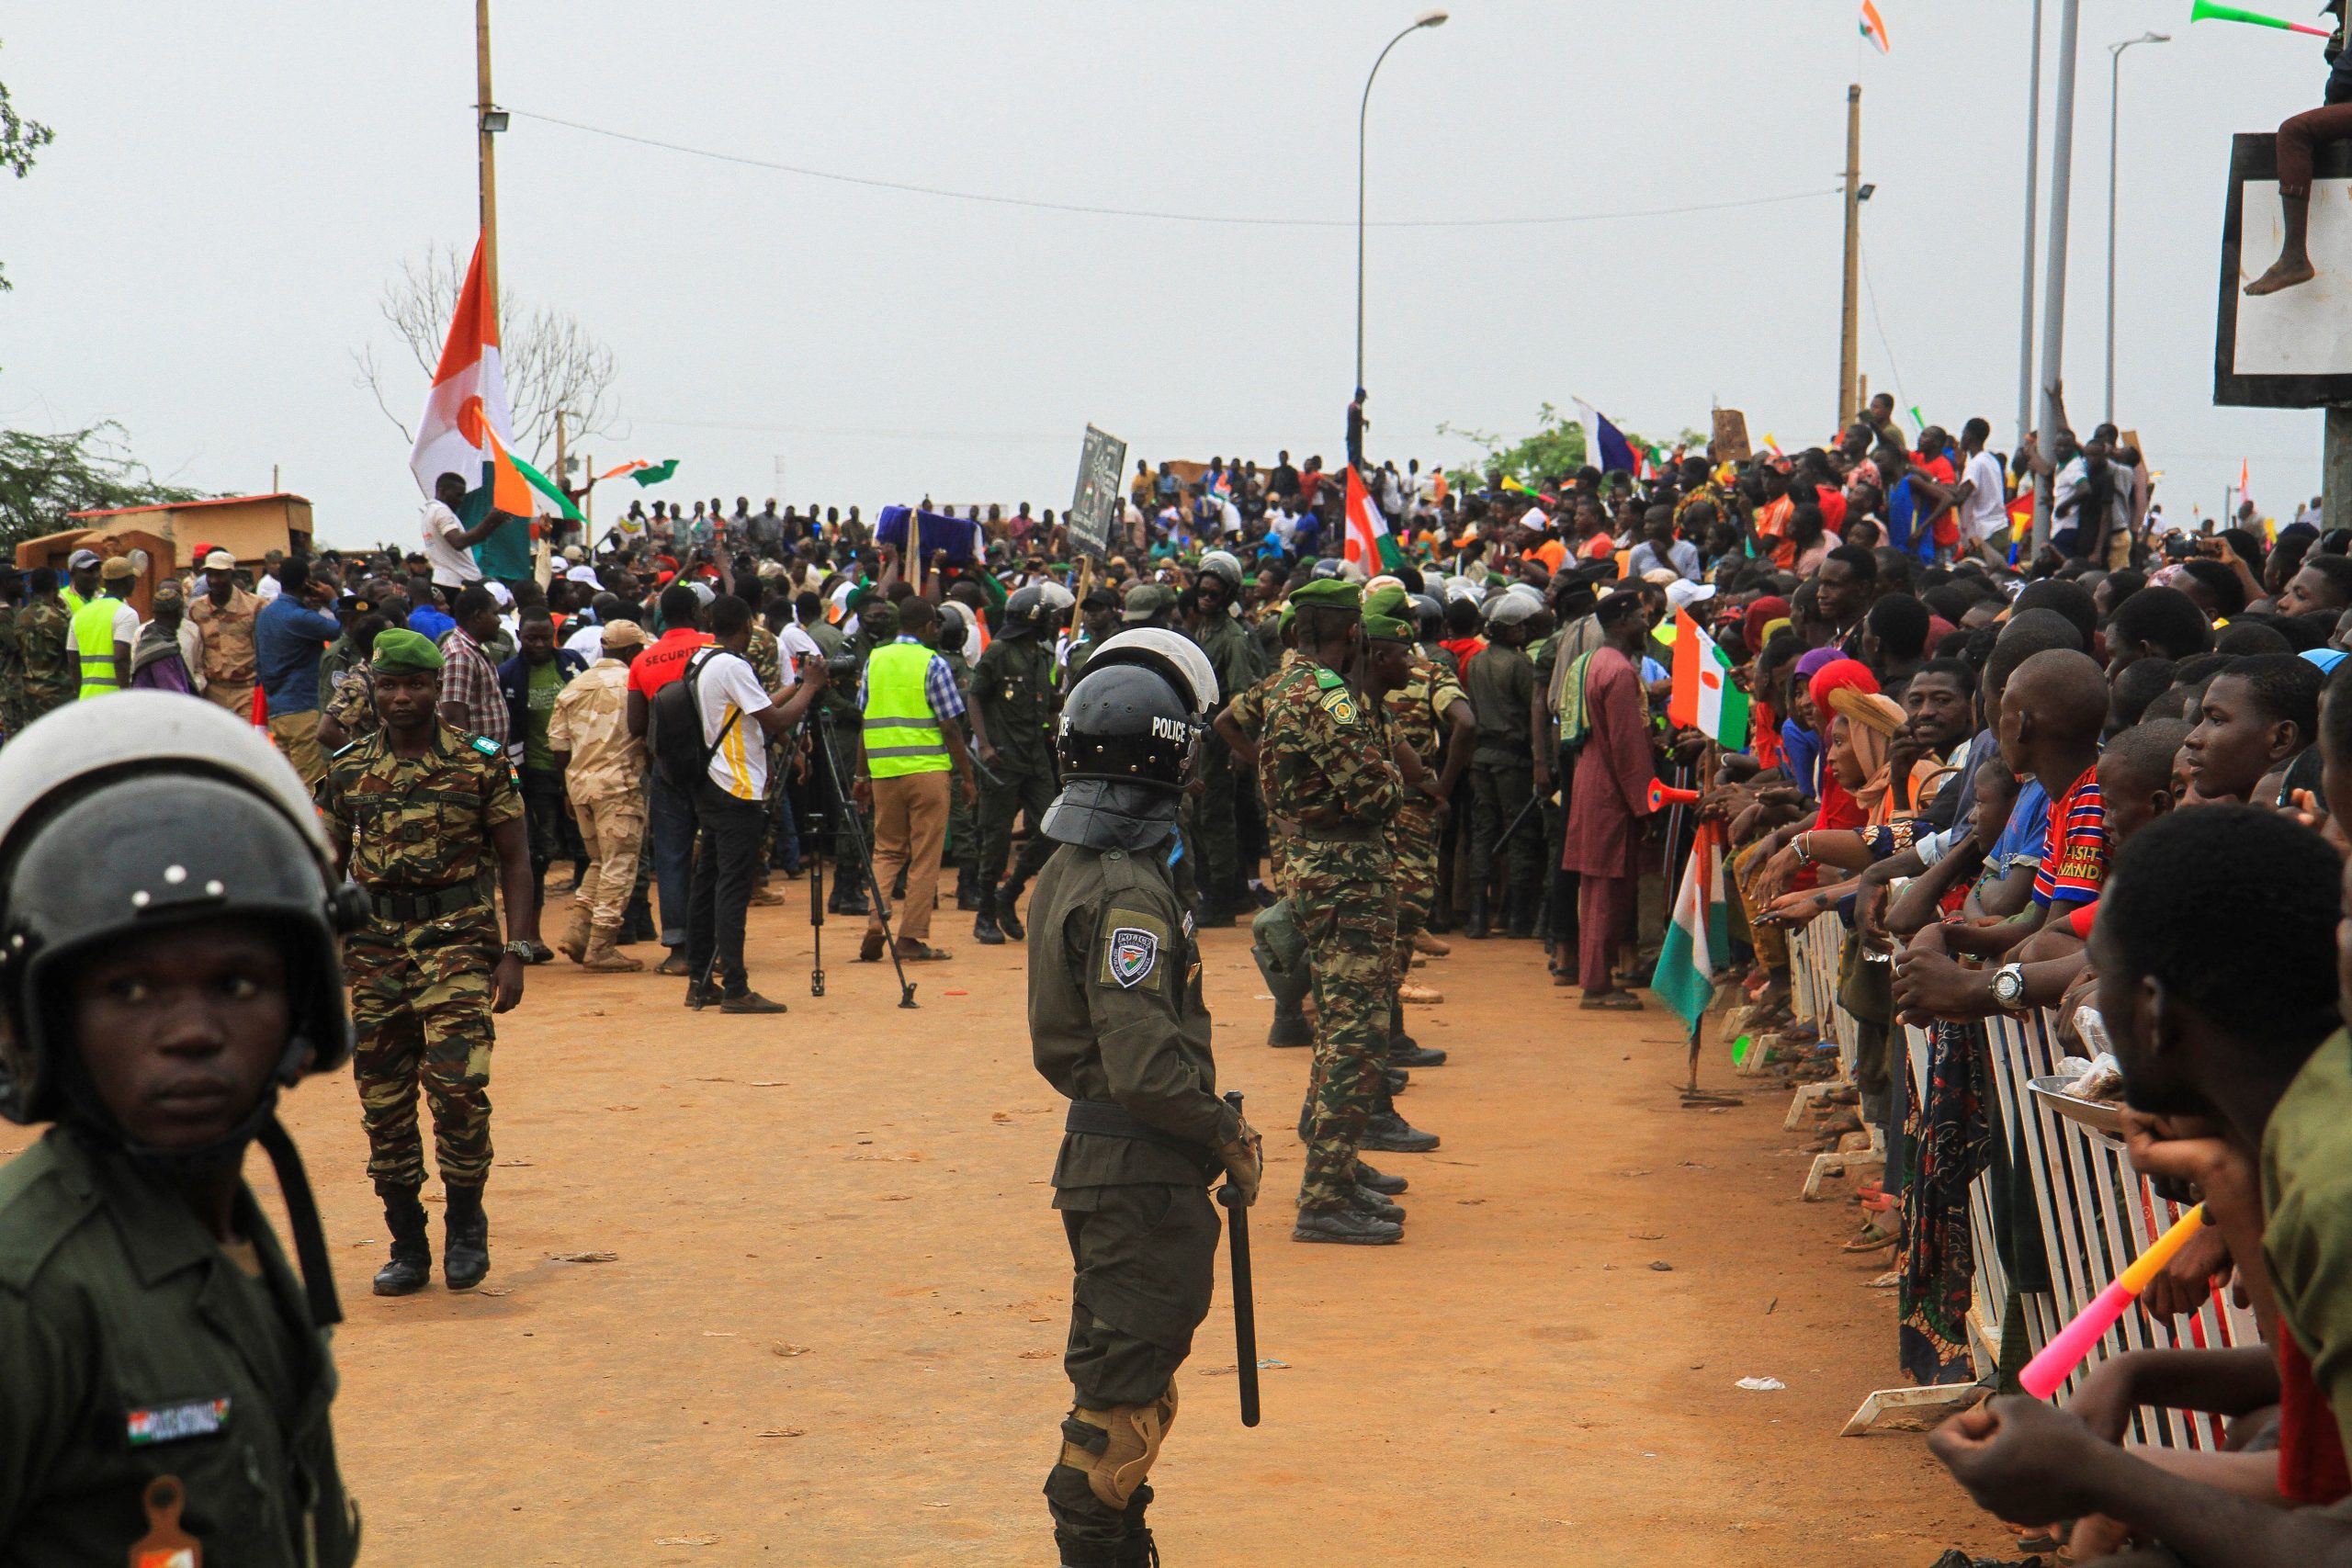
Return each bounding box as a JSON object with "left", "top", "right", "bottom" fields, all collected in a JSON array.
[
  {"left": 1805, "top": 656, "right": 1880, "bottom": 721},
  {"left": 1741, "top": 595, "right": 1790, "bottom": 657},
  {"left": 1828, "top": 688, "right": 1906, "bottom": 823}
]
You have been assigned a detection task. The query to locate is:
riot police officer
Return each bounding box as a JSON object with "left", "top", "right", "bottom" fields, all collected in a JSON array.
[
  {"left": 973, "top": 583, "right": 1061, "bottom": 944},
  {"left": 0, "top": 694, "right": 364, "bottom": 1564},
  {"left": 1028, "top": 629, "right": 1261, "bottom": 1568}
]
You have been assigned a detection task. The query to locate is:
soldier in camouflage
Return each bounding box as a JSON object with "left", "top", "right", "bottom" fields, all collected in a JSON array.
[
  {"left": 313, "top": 628, "right": 537, "bottom": 1297},
  {"left": 1370, "top": 583, "right": 1474, "bottom": 1058},
  {"left": 16, "top": 569, "right": 74, "bottom": 726},
  {"left": 1252, "top": 578, "right": 1416, "bottom": 1245}
]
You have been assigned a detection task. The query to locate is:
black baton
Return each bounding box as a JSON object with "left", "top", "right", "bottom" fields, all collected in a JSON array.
[{"left": 1217, "top": 1089, "right": 1261, "bottom": 1427}]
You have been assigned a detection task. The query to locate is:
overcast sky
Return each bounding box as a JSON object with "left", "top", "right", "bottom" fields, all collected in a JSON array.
[{"left": 2, "top": 1, "right": 2336, "bottom": 546}]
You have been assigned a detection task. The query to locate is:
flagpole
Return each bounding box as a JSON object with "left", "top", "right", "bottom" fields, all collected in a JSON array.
[
  {"left": 1839, "top": 83, "right": 1863, "bottom": 432},
  {"left": 476, "top": 0, "right": 500, "bottom": 315}
]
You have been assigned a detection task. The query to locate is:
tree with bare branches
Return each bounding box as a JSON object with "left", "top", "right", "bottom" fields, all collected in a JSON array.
[{"left": 352, "top": 243, "right": 619, "bottom": 471}]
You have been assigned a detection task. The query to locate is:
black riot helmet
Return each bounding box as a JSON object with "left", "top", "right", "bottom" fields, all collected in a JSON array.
[
  {"left": 0, "top": 694, "right": 368, "bottom": 1322},
  {"left": 1044, "top": 638, "right": 1210, "bottom": 852},
  {"left": 1001, "top": 583, "right": 1047, "bottom": 637}
]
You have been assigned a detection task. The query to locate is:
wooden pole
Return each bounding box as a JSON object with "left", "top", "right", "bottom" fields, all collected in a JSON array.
[
  {"left": 1839, "top": 84, "right": 1862, "bottom": 432},
  {"left": 476, "top": 0, "right": 499, "bottom": 314}
]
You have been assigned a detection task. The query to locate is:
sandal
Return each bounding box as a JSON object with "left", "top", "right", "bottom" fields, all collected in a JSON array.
[
  {"left": 1843, "top": 1221, "right": 1898, "bottom": 1253},
  {"left": 895, "top": 942, "right": 953, "bottom": 962},
  {"left": 1578, "top": 991, "right": 1644, "bottom": 1011}
]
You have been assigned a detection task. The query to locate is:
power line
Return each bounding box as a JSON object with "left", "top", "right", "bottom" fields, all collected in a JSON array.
[{"left": 506, "top": 108, "right": 1838, "bottom": 231}]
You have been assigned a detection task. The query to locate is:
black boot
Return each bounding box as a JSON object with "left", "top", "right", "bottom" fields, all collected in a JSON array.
[
  {"left": 1390, "top": 998, "right": 1447, "bottom": 1066},
  {"left": 1266, "top": 1005, "right": 1314, "bottom": 1048},
  {"left": 1383, "top": 1066, "right": 1410, "bottom": 1097},
  {"left": 973, "top": 889, "right": 1005, "bottom": 945},
  {"left": 443, "top": 1182, "right": 490, "bottom": 1292},
  {"left": 1116, "top": 1481, "right": 1159, "bottom": 1567},
  {"left": 828, "top": 882, "right": 869, "bottom": 917},
  {"left": 1505, "top": 889, "right": 1535, "bottom": 941},
  {"left": 1356, "top": 1159, "right": 1408, "bottom": 1195},
  {"left": 1363, "top": 1110, "right": 1441, "bottom": 1153},
  {"left": 995, "top": 880, "right": 1027, "bottom": 941},
  {"left": 1466, "top": 893, "right": 1490, "bottom": 940},
  {"left": 372, "top": 1181, "right": 430, "bottom": 1297}
]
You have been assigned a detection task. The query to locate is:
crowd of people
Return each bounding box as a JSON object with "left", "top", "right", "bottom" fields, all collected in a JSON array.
[{"left": 11, "top": 373, "right": 2352, "bottom": 1561}]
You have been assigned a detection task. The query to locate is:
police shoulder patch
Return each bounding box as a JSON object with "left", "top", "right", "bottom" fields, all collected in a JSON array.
[{"left": 1097, "top": 905, "right": 1169, "bottom": 993}]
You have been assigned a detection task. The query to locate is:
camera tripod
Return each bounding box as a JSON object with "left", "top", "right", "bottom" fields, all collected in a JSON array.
[{"left": 806, "top": 706, "right": 918, "bottom": 1009}]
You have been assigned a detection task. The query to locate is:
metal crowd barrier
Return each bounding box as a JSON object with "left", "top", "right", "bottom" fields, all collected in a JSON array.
[{"left": 1773, "top": 914, "right": 2259, "bottom": 1447}]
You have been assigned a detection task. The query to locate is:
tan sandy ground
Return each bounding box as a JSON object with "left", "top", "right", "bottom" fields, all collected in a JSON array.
[{"left": 4, "top": 884, "right": 2006, "bottom": 1566}]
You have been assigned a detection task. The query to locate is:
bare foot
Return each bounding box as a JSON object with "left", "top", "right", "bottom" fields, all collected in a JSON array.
[{"left": 2246, "top": 256, "right": 2318, "bottom": 296}]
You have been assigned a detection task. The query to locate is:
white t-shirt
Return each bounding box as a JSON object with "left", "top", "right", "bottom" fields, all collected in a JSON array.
[
  {"left": 693, "top": 649, "right": 774, "bottom": 800},
  {"left": 422, "top": 499, "right": 483, "bottom": 588},
  {"left": 64, "top": 599, "right": 141, "bottom": 660},
  {"left": 1962, "top": 450, "right": 2010, "bottom": 539},
  {"left": 562, "top": 621, "right": 607, "bottom": 664}
]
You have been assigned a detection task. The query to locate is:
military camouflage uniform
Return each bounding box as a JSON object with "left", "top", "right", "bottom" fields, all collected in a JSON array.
[
  {"left": 1224, "top": 649, "right": 1301, "bottom": 896},
  {"left": 0, "top": 601, "right": 24, "bottom": 737},
  {"left": 314, "top": 722, "right": 523, "bottom": 1190},
  {"left": 17, "top": 596, "right": 73, "bottom": 725},
  {"left": 748, "top": 622, "right": 791, "bottom": 877},
  {"left": 322, "top": 668, "right": 379, "bottom": 743},
  {"left": 1029, "top": 832, "right": 1238, "bottom": 1568},
  {"left": 1382, "top": 651, "right": 1468, "bottom": 978},
  {"left": 973, "top": 633, "right": 1059, "bottom": 892},
  {"left": 1258, "top": 659, "right": 1400, "bottom": 1213},
  {"left": 1182, "top": 611, "right": 1263, "bottom": 913}
]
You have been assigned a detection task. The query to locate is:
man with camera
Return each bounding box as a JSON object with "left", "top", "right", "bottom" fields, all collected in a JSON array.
[{"left": 852, "top": 596, "right": 976, "bottom": 964}]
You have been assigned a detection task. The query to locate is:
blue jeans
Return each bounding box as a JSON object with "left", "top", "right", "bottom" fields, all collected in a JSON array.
[{"left": 650, "top": 772, "right": 699, "bottom": 949}]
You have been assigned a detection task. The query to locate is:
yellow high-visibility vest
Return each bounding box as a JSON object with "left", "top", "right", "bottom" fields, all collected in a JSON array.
[{"left": 862, "top": 641, "right": 951, "bottom": 777}]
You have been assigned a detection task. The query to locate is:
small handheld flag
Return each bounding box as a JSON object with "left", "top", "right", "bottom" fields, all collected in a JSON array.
[
  {"left": 1342, "top": 466, "right": 1402, "bottom": 571},
  {"left": 1666, "top": 609, "right": 1750, "bottom": 751},
  {"left": 1859, "top": 0, "right": 1892, "bottom": 53},
  {"left": 2189, "top": 0, "right": 2332, "bottom": 38}
]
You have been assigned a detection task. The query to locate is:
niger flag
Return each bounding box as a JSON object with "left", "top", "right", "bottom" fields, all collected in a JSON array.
[
  {"left": 408, "top": 237, "right": 582, "bottom": 525},
  {"left": 1342, "top": 466, "right": 1401, "bottom": 572}
]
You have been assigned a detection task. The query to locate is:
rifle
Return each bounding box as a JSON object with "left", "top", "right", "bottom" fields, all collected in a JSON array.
[{"left": 1217, "top": 1089, "right": 1261, "bottom": 1427}]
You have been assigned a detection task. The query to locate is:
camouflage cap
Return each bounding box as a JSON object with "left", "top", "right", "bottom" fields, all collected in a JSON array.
[{"left": 369, "top": 627, "right": 445, "bottom": 674}]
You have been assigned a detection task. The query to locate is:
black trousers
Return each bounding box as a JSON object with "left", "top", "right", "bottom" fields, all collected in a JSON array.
[{"left": 685, "top": 780, "right": 765, "bottom": 996}]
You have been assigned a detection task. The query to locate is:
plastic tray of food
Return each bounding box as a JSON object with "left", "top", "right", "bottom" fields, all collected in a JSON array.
[{"left": 2029, "top": 1074, "right": 2127, "bottom": 1136}]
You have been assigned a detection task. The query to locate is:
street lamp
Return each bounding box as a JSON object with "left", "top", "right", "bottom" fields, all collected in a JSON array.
[
  {"left": 2105, "top": 29, "right": 2168, "bottom": 425},
  {"left": 1357, "top": 9, "right": 1448, "bottom": 396}
]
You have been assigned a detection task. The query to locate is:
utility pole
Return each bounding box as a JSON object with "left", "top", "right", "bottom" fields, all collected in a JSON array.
[
  {"left": 1839, "top": 84, "right": 1863, "bottom": 433},
  {"left": 2032, "top": 0, "right": 2084, "bottom": 555},
  {"left": 554, "top": 408, "right": 568, "bottom": 542},
  {"left": 476, "top": 0, "right": 500, "bottom": 313},
  {"left": 2017, "top": 0, "right": 2044, "bottom": 454}
]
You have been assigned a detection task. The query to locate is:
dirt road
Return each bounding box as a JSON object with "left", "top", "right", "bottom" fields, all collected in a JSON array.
[{"left": 7, "top": 889, "right": 1997, "bottom": 1565}]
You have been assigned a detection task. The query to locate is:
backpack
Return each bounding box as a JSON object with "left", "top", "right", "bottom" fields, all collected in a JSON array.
[{"left": 650, "top": 648, "right": 741, "bottom": 793}]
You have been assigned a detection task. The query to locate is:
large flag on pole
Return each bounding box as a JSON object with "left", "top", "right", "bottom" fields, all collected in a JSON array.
[
  {"left": 1342, "top": 466, "right": 1402, "bottom": 571},
  {"left": 1651, "top": 819, "right": 1730, "bottom": 1029},
  {"left": 1665, "top": 608, "right": 1750, "bottom": 750},
  {"left": 1859, "top": 0, "right": 1892, "bottom": 53},
  {"left": 408, "top": 237, "right": 583, "bottom": 525}
]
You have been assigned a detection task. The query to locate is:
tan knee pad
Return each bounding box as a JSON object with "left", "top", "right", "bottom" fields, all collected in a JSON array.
[{"left": 1057, "top": 1379, "right": 1179, "bottom": 1510}]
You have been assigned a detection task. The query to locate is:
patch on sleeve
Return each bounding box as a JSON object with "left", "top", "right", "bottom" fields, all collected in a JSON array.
[
  {"left": 1319, "top": 688, "right": 1358, "bottom": 726},
  {"left": 127, "top": 1396, "right": 230, "bottom": 1446},
  {"left": 469, "top": 735, "right": 502, "bottom": 757},
  {"left": 1097, "top": 906, "right": 1170, "bottom": 993}
]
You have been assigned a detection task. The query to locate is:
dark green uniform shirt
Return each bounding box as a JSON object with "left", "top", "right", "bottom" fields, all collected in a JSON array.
[
  {"left": 1464, "top": 641, "right": 1536, "bottom": 765},
  {"left": 1191, "top": 611, "right": 1263, "bottom": 709},
  {"left": 973, "top": 635, "right": 1058, "bottom": 777},
  {"left": 0, "top": 1128, "right": 359, "bottom": 1566},
  {"left": 1029, "top": 837, "right": 1239, "bottom": 1190}
]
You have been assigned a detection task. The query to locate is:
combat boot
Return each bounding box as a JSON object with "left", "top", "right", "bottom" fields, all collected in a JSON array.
[
  {"left": 956, "top": 863, "right": 982, "bottom": 911},
  {"left": 995, "top": 881, "right": 1027, "bottom": 941},
  {"left": 443, "top": 1182, "right": 490, "bottom": 1291},
  {"left": 1362, "top": 1110, "right": 1441, "bottom": 1154},
  {"left": 973, "top": 889, "right": 1005, "bottom": 945},
  {"left": 1466, "top": 893, "right": 1490, "bottom": 940},
  {"left": 372, "top": 1181, "right": 431, "bottom": 1296},
  {"left": 1355, "top": 1160, "right": 1408, "bottom": 1195},
  {"left": 828, "top": 882, "right": 869, "bottom": 917},
  {"left": 581, "top": 923, "right": 644, "bottom": 973},
  {"left": 1391, "top": 1032, "right": 1448, "bottom": 1068},
  {"left": 1351, "top": 1184, "right": 1407, "bottom": 1224},
  {"left": 1505, "top": 890, "right": 1536, "bottom": 942},
  {"left": 1383, "top": 1066, "right": 1410, "bottom": 1097},
  {"left": 1266, "top": 1005, "right": 1315, "bottom": 1048},
  {"left": 1116, "top": 1482, "right": 1159, "bottom": 1567},
  {"left": 1293, "top": 1206, "right": 1403, "bottom": 1245},
  {"left": 557, "top": 903, "right": 592, "bottom": 964}
]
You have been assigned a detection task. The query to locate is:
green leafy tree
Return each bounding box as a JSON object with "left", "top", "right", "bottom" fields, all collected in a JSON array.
[
  {"left": 1438, "top": 404, "right": 1706, "bottom": 495},
  {"left": 0, "top": 39, "right": 56, "bottom": 295},
  {"left": 0, "top": 423, "right": 209, "bottom": 550}
]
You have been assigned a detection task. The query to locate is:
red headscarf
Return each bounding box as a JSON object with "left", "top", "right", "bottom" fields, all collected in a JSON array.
[{"left": 1805, "top": 659, "right": 1882, "bottom": 831}]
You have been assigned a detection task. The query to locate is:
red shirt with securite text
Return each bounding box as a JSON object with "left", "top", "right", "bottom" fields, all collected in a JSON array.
[{"left": 627, "top": 626, "right": 714, "bottom": 701}]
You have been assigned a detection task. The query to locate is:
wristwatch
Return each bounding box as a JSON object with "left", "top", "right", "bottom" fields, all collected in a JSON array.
[
  {"left": 502, "top": 941, "right": 536, "bottom": 964},
  {"left": 1990, "top": 962, "right": 2029, "bottom": 1012}
]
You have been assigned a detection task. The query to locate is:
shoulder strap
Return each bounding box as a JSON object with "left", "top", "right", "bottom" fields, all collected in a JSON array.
[{"left": 684, "top": 649, "right": 742, "bottom": 769}]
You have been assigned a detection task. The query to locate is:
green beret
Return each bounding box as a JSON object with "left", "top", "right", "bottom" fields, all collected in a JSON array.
[
  {"left": 1362, "top": 583, "right": 1413, "bottom": 641},
  {"left": 370, "top": 627, "right": 445, "bottom": 674},
  {"left": 1289, "top": 579, "right": 1363, "bottom": 612},
  {"left": 1278, "top": 604, "right": 1295, "bottom": 633}
]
